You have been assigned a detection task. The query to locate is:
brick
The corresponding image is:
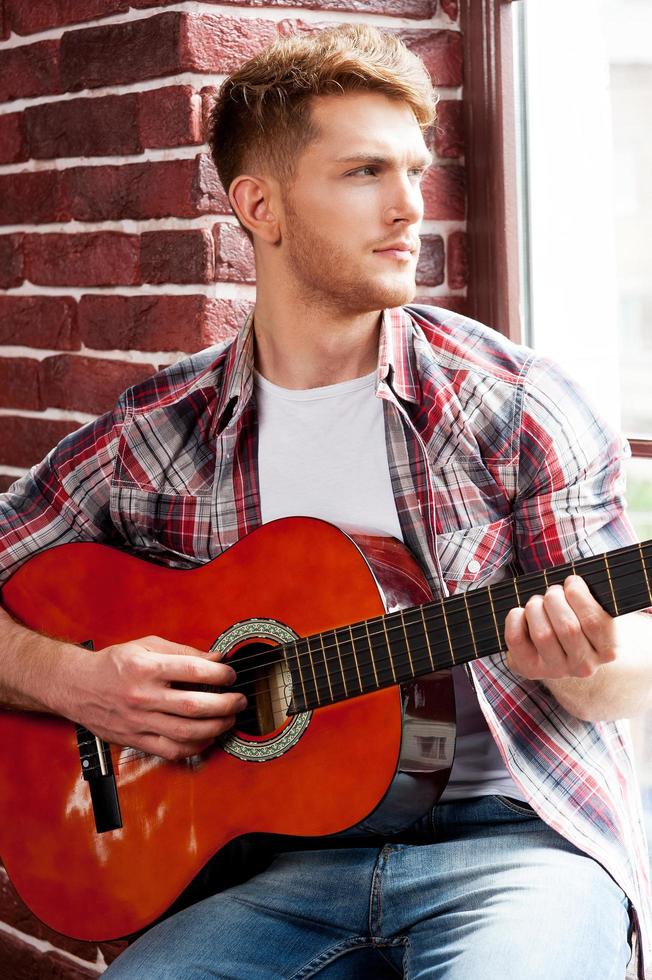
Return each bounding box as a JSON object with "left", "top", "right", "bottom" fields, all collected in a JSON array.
[
  {"left": 132, "top": 0, "right": 435, "bottom": 16},
  {"left": 60, "top": 12, "right": 183, "bottom": 91},
  {"left": 0, "top": 870, "right": 100, "bottom": 963},
  {"left": 1, "top": 0, "right": 9, "bottom": 40},
  {"left": 6, "top": 0, "right": 128, "bottom": 36},
  {"left": 440, "top": 0, "right": 459, "bottom": 21},
  {"left": 25, "top": 94, "right": 141, "bottom": 159},
  {"left": 141, "top": 229, "right": 214, "bottom": 284},
  {"left": 416, "top": 234, "right": 444, "bottom": 286},
  {"left": 58, "top": 11, "right": 276, "bottom": 93},
  {"left": 0, "top": 40, "right": 60, "bottom": 102},
  {"left": 139, "top": 85, "right": 203, "bottom": 149},
  {"left": 180, "top": 14, "right": 279, "bottom": 74},
  {"left": 0, "top": 357, "right": 41, "bottom": 409},
  {"left": 415, "top": 294, "right": 467, "bottom": 314},
  {"left": 0, "top": 233, "right": 25, "bottom": 288},
  {"left": 400, "top": 29, "right": 463, "bottom": 87},
  {"left": 0, "top": 111, "right": 28, "bottom": 164},
  {"left": 79, "top": 295, "right": 250, "bottom": 352},
  {"left": 0, "top": 416, "right": 80, "bottom": 469},
  {"left": 213, "top": 224, "right": 256, "bottom": 283},
  {"left": 434, "top": 99, "right": 465, "bottom": 159},
  {"left": 63, "top": 155, "right": 229, "bottom": 223},
  {"left": 0, "top": 475, "right": 17, "bottom": 493},
  {"left": 41, "top": 354, "right": 156, "bottom": 414},
  {"left": 447, "top": 229, "right": 468, "bottom": 289},
  {"left": 24, "top": 232, "right": 140, "bottom": 287},
  {"left": 422, "top": 164, "right": 465, "bottom": 220},
  {"left": 0, "top": 170, "right": 68, "bottom": 225},
  {"left": 0, "top": 296, "right": 79, "bottom": 349}
]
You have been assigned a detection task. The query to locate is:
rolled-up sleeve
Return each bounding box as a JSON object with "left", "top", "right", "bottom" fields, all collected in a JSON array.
[{"left": 0, "top": 395, "right": 128, "bottom": 587}]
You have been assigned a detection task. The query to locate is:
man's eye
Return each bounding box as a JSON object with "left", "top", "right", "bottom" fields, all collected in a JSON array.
[{"left": 350, "top": 166, "right": 377, "bottom": 176}]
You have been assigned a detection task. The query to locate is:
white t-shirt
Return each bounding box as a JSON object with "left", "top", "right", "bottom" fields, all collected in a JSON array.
[{"left": 254, "top": 367, "right": 526, "bottom": 802}]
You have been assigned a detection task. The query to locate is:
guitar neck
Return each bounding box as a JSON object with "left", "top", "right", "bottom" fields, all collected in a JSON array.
[{"left": 287, "top": 539, "right": 652, "bottom": 714}]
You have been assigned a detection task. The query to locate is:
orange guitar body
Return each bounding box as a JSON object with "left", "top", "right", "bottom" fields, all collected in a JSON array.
[{"left": 0, "top": 517, "right": 450, "bottom": 941}]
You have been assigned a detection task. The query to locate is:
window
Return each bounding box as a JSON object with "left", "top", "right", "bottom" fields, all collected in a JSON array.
[{"left": 511, "top": 0, "right": 652, "bottom": 866}]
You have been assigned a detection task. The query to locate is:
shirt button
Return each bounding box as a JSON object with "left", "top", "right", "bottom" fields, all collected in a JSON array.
[{"left": 467, "top": 559, "right": 481, "bottom": 574}]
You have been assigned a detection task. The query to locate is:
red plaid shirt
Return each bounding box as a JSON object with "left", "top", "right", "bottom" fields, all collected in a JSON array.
[{"left": 1, "top": 305, "right": 650, "bottom": 975}]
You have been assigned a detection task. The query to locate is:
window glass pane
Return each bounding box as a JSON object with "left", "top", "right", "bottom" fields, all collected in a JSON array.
[{"left": 513, "top": 0, "right": 652, "bottom": 438}]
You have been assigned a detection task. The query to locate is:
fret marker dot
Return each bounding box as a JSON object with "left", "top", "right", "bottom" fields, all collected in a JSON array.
[
  {"left": 82, "top": 760, "right": 90, "bottom": 768},
  {"left": 467, "top": 559, "right": 481, "bottom": 574}
]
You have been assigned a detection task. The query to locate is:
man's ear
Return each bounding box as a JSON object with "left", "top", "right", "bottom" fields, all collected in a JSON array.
[{"left": 229, "top": 175, "right": 280, "bottom": 245}]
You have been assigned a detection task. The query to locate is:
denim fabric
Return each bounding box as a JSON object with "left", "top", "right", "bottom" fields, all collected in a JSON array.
[{"left": 105, "top": 795, "right": 632, "bottom": 979}]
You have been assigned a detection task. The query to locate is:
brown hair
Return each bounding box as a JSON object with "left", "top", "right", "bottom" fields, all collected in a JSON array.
[{"left": 209, "top": 23, "right": 437, "bottom": 206}]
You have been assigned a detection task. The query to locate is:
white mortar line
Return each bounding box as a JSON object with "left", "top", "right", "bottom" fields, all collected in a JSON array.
[
  {"left": 0, "top": 215, "right": 239, "bottom": 233},
  {"left": 0, "top": 464, "right": 27, "bottom": 477},
  {"left": 2, "top": 282, "right": 256, "bottom": 298},
  {"left": 0, "top": 345, "right": 185, "bottom": 364},
  {"left": 0, "top": 2, "right": 458, "bottom": 50},
  {"left": 0, "top": 145, "right": 207, "bottom": 174},
  {"left": 0, "top": 217, "right": 464, "bottom": 235},
  {"left": 0, "top": 407, "right": 99, "bottom": 423},
  {"left": 0, "top": 918, "right": 103, "bottom": 973}
]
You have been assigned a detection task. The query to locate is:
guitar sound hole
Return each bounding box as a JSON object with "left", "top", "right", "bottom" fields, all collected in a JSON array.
[{"left": 230, "top": 642, "right": 292, "bottom": 737}]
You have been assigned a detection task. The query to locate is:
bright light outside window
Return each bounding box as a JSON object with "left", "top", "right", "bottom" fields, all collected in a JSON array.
[{"left": 512, "top": 0, "right": 652, "bottom": 865}]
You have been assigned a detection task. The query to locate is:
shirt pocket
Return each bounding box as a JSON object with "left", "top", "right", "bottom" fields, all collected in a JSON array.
[
  {"left": 436, "top": 515, "right": 514, "bottom": 594},
  {"left": 109, "top": 486, "right": 214, "bottom": 566}
]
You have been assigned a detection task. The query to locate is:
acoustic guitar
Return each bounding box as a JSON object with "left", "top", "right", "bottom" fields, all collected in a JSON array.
[{"left": 0, "top": 516, "right": 649, "bottom": 941}]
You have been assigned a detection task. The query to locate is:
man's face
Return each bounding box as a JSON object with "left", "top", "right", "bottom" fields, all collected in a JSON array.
[{"left": 276, "top": 91, "right": 432, "bottom": 315}]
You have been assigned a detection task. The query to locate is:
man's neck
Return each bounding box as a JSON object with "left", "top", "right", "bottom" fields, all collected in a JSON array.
[{"left": 252, "top": 297, "right": 382, "bottom": 391}]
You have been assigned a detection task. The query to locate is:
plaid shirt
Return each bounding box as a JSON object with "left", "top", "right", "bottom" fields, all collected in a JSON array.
[{"left": 1, "top": 305, "right": 650, "bottom": 975}]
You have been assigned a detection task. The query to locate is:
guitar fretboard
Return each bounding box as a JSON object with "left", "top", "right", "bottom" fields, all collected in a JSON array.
[{"left": 286, "top": 540, "right": 652, "bottom": 713}]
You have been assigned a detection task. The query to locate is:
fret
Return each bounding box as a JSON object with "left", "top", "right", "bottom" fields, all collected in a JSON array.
[
  {"left": 292, "top": 638, "right": 318, "bottom": 710},
  {"left": 439, "top": 596, "right": 455, "bottom": 665},
  {"left": 349, "top": 624, "right": 364, "bottom": 693},
  {"left": 440, "top": 592, "right": 475, "bottom": 668},
  {"left": 331, "top": 624, "right": 362, "bottom": 699},
  {"left": 319, "top": 630, "right": 347, "bottom": 703},
  {"left": 291, "top": 639, "right": 308, "bottom": 711},
  {"left": 484, "top": 579, "right": 519, "bottom": 651},
  {"left": 419, "top": 604, "right": 436, "bottom": 671},
  {"left": 332, "top": 629, "right": 349, "bottom": 699},
  {"left": 382, "top": 617, "right": 398, "bottom": 684},
  {"left": 400, "top": 609, "right": 415, "bottom": 676},
  {"left": 349, "top": 621, "right": 377, "bottom": 693},
  {"left": 307, "top": 633, "right": 332, "bottom": 706},
  {"left": 487, "top": 585, "right": 503, "bottom": 651},
  {"left": 639, "top": 542, "right": 652, "bottom": 605},
  {"left": 364, "top": 619, "right": 380, "bottom": 688},
  {"left": 299, "top": 635, "right": 322, "bottom": 709},
  {"left": 465, "top": 586, "right": 505, "bottom": 662},
  {"left": 401, "top": 606, "right": 436, "bottom": 677},
  {"left": 462, "top": 591, "right": 479, "bottom": 659},
  {"left": 604, "top": 554, "right": 620, "bottom": 615}
]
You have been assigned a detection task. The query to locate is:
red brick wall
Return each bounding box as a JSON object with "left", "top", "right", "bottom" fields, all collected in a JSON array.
[{"left": 0, "top": 1, "right": 466, "bottom": 974}]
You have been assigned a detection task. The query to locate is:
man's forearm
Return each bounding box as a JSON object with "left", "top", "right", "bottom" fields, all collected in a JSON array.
[
  {"left": 544, "top": 611, "right": 652, "bottom": 721},
  {"left": 0, "top": 604, "right": 84, "bottom": 716}
]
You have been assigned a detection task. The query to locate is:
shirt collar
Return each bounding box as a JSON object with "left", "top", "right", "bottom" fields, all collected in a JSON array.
[{"left": 214, "top": 305, "right": 420, "bottom": 434}]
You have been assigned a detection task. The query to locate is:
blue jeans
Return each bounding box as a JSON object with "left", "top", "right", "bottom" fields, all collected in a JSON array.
[{"left": 105, "top": 796, "right": 632, "bottom": 979}]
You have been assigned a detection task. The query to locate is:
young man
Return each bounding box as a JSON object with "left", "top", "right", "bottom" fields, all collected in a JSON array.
[{"left": 0, "top": 24, "right": 650, "bottom": 979}]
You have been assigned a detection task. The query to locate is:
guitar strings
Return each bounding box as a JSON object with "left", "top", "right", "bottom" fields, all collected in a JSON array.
[
  {"left": 80, "top": 571, "right": 652, "bottom": 770},
  {"left": 76, "top": 548, "right": 652, "bottom": 762},
  {"left": 77, "top": 548, "right": 652, "bottom": 764}
]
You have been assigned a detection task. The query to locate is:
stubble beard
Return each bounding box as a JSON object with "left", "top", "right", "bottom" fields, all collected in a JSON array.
[{"left": 282, "top": 197, "right": 416, "bottom": 316}]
